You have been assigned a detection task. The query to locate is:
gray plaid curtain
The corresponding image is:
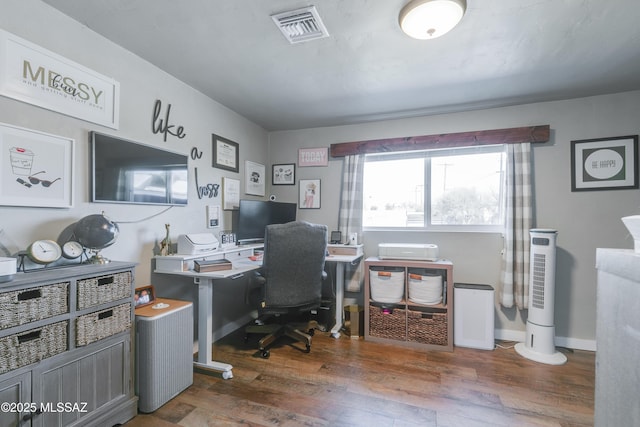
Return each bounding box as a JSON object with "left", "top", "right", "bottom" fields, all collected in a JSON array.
[
  {"left": 338, "top": 154, "right": 364, "bottom": 292},
  {"left": 499, "top": 143, "right": 532, "bottom": 309}
]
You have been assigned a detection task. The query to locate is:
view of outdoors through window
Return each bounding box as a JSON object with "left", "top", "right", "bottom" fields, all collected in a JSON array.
[{"left": 363, "top": 147, "right": 505, "bottom": 230}]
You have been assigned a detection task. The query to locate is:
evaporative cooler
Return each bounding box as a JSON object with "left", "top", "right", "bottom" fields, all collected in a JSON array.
[{"left": 515, "top": 229, "right": 567, "bottom": 365}]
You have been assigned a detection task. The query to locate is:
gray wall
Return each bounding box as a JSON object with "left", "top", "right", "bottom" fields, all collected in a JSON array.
[
  {"left": 0, "top": 0, "right": 269, "bottom": 340},
  {"left": 269, "top": 91, "right": 640, "bottom": 350}
]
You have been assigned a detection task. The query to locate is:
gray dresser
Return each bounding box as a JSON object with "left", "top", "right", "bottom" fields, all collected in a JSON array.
[{"left": 0, "top": 262, "right": 137, "bottom": 427}]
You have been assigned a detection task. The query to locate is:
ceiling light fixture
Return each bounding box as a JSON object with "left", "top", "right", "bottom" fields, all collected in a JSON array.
[{"left": 399, "top": 0, "right": 466, "bottom": 40}]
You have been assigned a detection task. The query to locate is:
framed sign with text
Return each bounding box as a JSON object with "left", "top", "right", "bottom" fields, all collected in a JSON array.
[
  {"left": 298, "top": 147, "right": 328, "bottom": 167},
  {"left": 0, "top": 29, "right": 120, "bottom": 129},
  {"left": 570, "top": 135, "right": 638, "bottom": 191}
]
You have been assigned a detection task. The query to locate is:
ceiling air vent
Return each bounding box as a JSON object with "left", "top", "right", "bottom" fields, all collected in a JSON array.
[{"left": 271, "top": 6, "right": 329, "bottom": 44}]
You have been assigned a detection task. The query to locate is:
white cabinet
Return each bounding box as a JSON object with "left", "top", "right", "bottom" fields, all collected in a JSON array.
[
  {"left": 0, "top": 262, "right": 137, "bottom": 426},
  {"left": 595, "top": 248, "right": 640, "bottom": 427}
]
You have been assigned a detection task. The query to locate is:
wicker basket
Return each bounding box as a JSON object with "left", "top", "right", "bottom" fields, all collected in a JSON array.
[
  {"left": 407, "top": 309, "right": 447, "bottom": 346},
  {"left": 0, "top": 283, "right": 69, "bottom": 330},
  {"left": 76, "top": 303, "right": 131, "bottom": 346},
  {"left": 0, "top": 321, "right": 68, "bottom": 374},
  {"left": 369, "top": 267, "right": 405, "bottom": 303},
  {"left": 368, "top": 304, "right": 406, "bottom": 340},
  {"left": 77, "top": 271, "right": 132, "bottom": 310}
]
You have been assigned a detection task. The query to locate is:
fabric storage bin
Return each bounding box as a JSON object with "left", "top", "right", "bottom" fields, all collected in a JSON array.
[
  {"left": 369, "top": 266, "right": 405, "bottom": 303},
  {"left": 0, "top": 282, "right": 69, "bottom": 330},
  {"left": 408, "top": 269, "right": 443, "bottom": 305},
  {"left": 76, "top": 303, "right": 131, "bottom": 346},
  {"left": 407, "top": 308, "right": 447, "bottom": 346},
  {"left": 0, "top": 320, "right": 68, "bottom": 374},
  {"left": 369, "top": 303, "right": 406, "bottom": 340},
  {"left": 77, "top": 271, "right": 132, "bottom": 309}
]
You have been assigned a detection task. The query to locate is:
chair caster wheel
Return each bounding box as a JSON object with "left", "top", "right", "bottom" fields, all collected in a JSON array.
[
  {"left": 261, "top": 350, "right": 270, "bottom": 358},
  {"left": 304, "top": 345, "right": 311, "bottom": 353},
  {"left": 308, "top": 329, "right": 315, "bottom": 336}
]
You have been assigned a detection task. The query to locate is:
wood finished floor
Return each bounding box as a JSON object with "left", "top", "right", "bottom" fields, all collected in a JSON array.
[{"left": 124, "top": 330, "right": 594, "bottom": 427}]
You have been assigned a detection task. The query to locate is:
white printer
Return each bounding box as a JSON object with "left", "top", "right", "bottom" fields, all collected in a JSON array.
[{"left": 177, "top": 233, "right": 219, "bottom": 255}]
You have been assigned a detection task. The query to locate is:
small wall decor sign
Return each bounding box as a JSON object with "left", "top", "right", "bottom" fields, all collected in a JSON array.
[
  {"left": 571, "top": 135, "right": 638, "bottom": 191},
  {"left": 298, "top": 147, "right": 328, "bottom": 167},
  {"left": 299, "top": 179, "right": 321, "bottom": 209},
  {"left": 0, "top": 29, "right": 120, "bottom": 129}
]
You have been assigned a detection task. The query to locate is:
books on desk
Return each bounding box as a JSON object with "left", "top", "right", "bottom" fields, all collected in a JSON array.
[{"left": 194, "top": 259, "right": 232, "bottom": 273}]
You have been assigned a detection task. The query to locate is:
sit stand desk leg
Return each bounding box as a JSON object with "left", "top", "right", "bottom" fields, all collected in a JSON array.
[
  {"left": 330, "top": 262, "right": 346, "bottom": 338},
  {"left": 193, "top": 277, "right": 233, "bottom": 379}
]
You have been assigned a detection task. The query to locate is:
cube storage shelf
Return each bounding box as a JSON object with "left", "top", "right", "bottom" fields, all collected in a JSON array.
[{"left": 364, "top": 257, "right": 453, "bottom": 352}]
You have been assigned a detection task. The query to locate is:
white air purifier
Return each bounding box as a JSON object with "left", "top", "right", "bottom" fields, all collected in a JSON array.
[{"left": 515, "top": 229, "right": 567, "bottom": 365}]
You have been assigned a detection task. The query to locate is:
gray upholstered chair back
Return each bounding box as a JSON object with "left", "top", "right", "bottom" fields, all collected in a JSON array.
[{"left": 261, "top": 221, "right": 327, "bottom": 310}]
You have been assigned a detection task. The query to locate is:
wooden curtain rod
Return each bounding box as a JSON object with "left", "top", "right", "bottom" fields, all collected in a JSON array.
[{"left": 329, "top": 125, "right": 550, "bottom": 158}]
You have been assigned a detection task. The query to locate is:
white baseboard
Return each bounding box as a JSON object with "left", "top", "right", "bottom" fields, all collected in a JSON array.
[{"left": 495, "top": 329, "right": 596, "bottom": 352}]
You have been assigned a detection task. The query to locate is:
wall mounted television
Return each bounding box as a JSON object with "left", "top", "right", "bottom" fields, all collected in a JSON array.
[
  {"left": 90, "top": 131, "right": 188, "bottom": 206},
  {"left": 233, "top": 199, "right": 297, "bottom": 244}
]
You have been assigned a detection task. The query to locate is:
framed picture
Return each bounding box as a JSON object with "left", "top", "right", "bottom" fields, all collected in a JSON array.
[
  {"left": 272, "top": 163, "right": 295, "bottom": 185},
  {"left": 571, "top": 135, "right": 638, "bottom": 191},
  {"left": 134, "top": 285, "right": 155, "bottom": 308},
  {"left": 222, "top": 177, "right": 240, "bottom": 210},
  {"left": 212, "top": 134, "right": 239, "bottom": 173},
  {"left": 298, "top": 147, "right": 329, "bottom": 167},
  {"left": 299, "top": 179, "right": 321, "bottom": 209},
  {"left": 0, "top": 123, "right": 74, "bottom": 208},
  {"left": 245, "top": 161, "right": 265, "bottom": 196}
]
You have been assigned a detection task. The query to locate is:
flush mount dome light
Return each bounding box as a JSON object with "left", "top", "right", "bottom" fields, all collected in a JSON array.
[{"left": 399, "top": 0, "right": 466, "bottom": 39}]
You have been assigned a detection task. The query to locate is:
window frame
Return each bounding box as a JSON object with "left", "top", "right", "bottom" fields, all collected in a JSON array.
[{"left": 363, "top": 144, "right": 506, "bottom": 233}]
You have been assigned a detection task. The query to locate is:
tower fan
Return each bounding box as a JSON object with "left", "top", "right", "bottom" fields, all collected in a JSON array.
[{"left": 515, "top": 229, "right": 567, "bottom": 365}]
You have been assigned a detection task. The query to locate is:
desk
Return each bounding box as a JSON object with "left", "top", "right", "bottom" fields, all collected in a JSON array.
[
  {"left": 154, "top": 245, "right": 262, "bottom": 379},
  {"left": 325, "top": 252, "right": 364, "bottom": 338}
]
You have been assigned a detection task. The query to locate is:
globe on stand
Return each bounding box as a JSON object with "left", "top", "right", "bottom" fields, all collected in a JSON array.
[{"left": 74, "top": 213, "right": 119, "bottom": 264}]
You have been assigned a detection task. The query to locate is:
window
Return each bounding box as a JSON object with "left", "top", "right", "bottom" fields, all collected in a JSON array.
[{"left": 363, "top": 145, "right": 506, "bottom": 231}]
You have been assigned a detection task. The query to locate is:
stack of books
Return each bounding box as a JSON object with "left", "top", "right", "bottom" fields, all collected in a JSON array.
[{"left": 194, "top": 258, "right": 232, "bottom": 273}]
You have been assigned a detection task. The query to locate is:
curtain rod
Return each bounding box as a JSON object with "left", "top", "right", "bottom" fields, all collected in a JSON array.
[{"left": 330, "top": 125, "right": 550, "bottom": 158}]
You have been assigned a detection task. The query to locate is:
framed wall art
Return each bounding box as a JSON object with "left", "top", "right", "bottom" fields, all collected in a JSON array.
[
  {"left": 299, "top": 179, "right": 321, "bottom": 209},
  {"left": 212, "top": 134, "right": 239, "bottom": 173},
  {"left": 0, "top": 122, "right": 74, "bottom": 208},
  {"left": 222, "top": 177, "right": 240, "bottom": 210},
  {"left": 272, "top": 163, "right": 295, "bottom": 185},
  {"left": 571, "top": 135, "right": 638, "bottom": 191},
  {"left": 245, "top": 161, "right": 265, "bottom": 196}
]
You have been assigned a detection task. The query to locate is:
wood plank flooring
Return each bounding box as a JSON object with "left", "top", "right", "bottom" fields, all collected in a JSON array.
[{"left": 124, "top": 330, "right": 594, "bottom": 427}]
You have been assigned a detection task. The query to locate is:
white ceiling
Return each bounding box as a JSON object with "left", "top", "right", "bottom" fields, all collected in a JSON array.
[{"left": 42, "top": 0, "right": 640, "bottom": 131}]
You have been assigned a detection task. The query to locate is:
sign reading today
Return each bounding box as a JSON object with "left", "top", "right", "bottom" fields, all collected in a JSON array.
[{"left": 0, "top": 29, "right": 120, "bottom": 129}]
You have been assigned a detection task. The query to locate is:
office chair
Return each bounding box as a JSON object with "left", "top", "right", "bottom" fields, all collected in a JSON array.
[{"left": 245, "top": 221, "right": 328, "bottom": 358}]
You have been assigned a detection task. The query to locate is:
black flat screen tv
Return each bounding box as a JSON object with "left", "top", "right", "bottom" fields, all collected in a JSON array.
[
  {"left": 90, "top": 131, "right": 188, "bottom": 206},
  {"left": 234, "top": 199, "right": 297, "bottom": 244}
]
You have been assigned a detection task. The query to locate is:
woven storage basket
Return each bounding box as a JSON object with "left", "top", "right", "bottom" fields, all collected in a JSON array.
[
  {"left": 76, "top": 303, "right": 131, "bottom": 346},
  {"left": 369, "top": 304, "right": 406, "bottom": 340},
  {"left": 407, "top": 310, "right": 447, "bottom": 346},
  {"left": 369, "top": 267, "right": 405, "bottom": 303},
  {"left": 0, "top": 282, "right": 69, "bottom": 330},
  {"left": 0, "top": 321, "right": 68, "bottom": 374},
  {"left": 77, "top": 271, "right": 132, "bottom": 310}
]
